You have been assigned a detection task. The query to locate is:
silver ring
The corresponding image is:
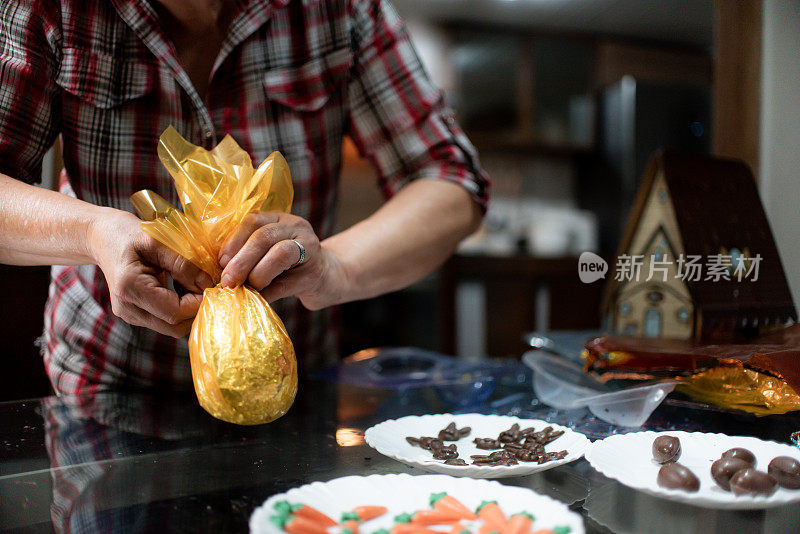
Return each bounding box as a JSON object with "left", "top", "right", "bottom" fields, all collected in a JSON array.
[{"left": 291, "top": 239, "right": 306, "bottom": 267}]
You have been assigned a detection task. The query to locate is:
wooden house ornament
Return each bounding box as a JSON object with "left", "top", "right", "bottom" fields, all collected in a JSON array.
[{"left": 602, "top": 151, "right": 796, "bottom": 342}]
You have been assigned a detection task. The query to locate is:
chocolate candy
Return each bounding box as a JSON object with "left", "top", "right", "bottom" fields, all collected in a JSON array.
[
  {"left": 411, "top": 423, "right": 567, "bottom": 467},
  {"left": 437, "top": 422, "right": 471, "bottom": 441},
  {"left": 721, "top": 448, "right": 756, "bottom": 467},
  {"left": 711, "top": 457, "right": 751, "bottom": 491},
  {"left": 729, "top": 468, "right": 777, "bottom": 496},
  {"left": 652, "top": 435, "right": 681, "bottom": 464},
  {"left": 474, "top": 438, "right": 502, "bottom": 450},
  {"left": 538, "top": 428, "right": 565, "bottom": 445},
  {"left": 768, "top": 456, "right": 800, "bottom": 489},
  {"left": 538, "top": 450, "right": 568, "bottom": 464},
  {"left": 656, "top": 463, "right": 700, "bottom": 492},
  {"left": 498, "top": 423, "right": 522, "bottom": 443},
  {"left": 514, "top": 449, "right": 540, "bottom": 462},
  {"left": 432, "top": 448, "right": 458, "bottom": 460},
  {"left": 419, "top": 437, "right": 443, "bottom": 450}
]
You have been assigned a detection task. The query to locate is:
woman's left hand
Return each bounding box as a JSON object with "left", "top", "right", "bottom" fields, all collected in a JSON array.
[{"left": 218, "top": 212, "right": 346, "bottom": 310}]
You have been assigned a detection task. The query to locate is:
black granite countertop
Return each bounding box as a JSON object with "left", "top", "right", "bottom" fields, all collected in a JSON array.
[{"left": 2, "top": 372, "right": 800, "bottom": 533}]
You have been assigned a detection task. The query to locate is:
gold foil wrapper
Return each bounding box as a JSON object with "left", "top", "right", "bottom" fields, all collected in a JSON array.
[
  {"left": 677, "top": 367, "right": 800, "bottom": 416},
  {"left": 131, "top": 126, "right": 298, "bottom": 425},
  {"left": 190, "top": 286, "right": 297, "bottom": 425}
]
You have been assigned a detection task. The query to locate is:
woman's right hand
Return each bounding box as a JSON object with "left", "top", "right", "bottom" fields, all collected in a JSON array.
[{"left": 89, "top": 210, "right": 212, "bottom": 338}]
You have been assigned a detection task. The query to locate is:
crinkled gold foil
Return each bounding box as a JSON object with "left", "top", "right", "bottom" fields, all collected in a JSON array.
[
  {"left": 190, "top": 286, "right": 296, "bottom": 425},
  {"left": 677, "top": 367, "right": 800, "bottom": 416},
  {"left": 131, "top": 126, "right": 298, "bottom": 425}
]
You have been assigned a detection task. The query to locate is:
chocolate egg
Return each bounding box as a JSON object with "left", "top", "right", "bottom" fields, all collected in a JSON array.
[
  {"left": 657, "top": 462, "right": 700, "bottom": 492},
  {"left": 721, "top": 447, "right": 756, "bottom": 467},
  {"left": 768, "top": 456, "right": 800, "bottom": 489},
  {"left": 710, "top": 457, "right": 751, "bottom": 491},
  {"left": 729, "top": 468, "right": 777, "bottom": 496},
  {"left": 652, "top": 435, "right": 681, "bottom": 464}
]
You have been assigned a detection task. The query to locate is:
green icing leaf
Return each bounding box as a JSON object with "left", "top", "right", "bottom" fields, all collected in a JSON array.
[
  {"left": 268, "top": 515, "right": 287, "bottom": 529},
  {"left": 272, "top": 501, "right": 293, "bottom": 515},
  {"left": 429, "top": 492, "right": 447, "bottom": 507},
  {"left": 341, "top": 512, "right": 359, "bottom": 522},
  {"left": 394, "top": 512, "right": 413, "bottom": 524}
]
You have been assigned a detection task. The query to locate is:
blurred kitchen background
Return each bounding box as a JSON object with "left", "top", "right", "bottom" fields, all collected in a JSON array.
[
  {"left": 337, "top": 0, "right": 799, "bottom": 360},
  {"left": 2, "top": 0, "right": 798, "bottom": 400}
]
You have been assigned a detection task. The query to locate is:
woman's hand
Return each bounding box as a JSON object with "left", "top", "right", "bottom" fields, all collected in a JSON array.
[
  {"left": 217, "top": 212, "right": 347, "bottom": 310},
  {"left": 90, "top": 210, "right": 212, "bottom": 337}
]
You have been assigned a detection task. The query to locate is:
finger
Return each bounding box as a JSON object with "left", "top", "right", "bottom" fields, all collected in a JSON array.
[
  {"left": 246, "top": 239, "right": 303, "bottom": 290},
  {"left": 129, "top": 303, "right": 195, "bottom": 338},
  {"left": 260, "top": 270, "right": 303, "bottom": 304},
  {"left": 138, "top": 235, "right": 213, "bottom": 292},
  {"left": 218, "top": 212, "right": 280, "bottom": 268},
  {"left": 128, "top": 274, "right": 202, "bottom": 325},
  {"left": 220, "top": 223, "right": 295, "bottom": 288},
  {"left": 109, "top": 298, "right": 194, "bottom": 338}
]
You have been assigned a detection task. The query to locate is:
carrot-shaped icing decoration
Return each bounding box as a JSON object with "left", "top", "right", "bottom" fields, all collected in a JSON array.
[
  {"left": 390, "top": 523, "right": 442, "bottom": 534},
  {"left": 504, "top": 513, "right": 534, "bottom": 534},
  {"left": 291, "top": 505, "right": 337, "bottom": 527},
  {"left": 476, "top": 501, "right": 506, "bottom": 531},
  {"left": 410, "top": 509, "right": 462, "bottom": 525},
  {"left": 342, "top": 506, "right": 388, "bottom": 522},
  {"left": 448, "top": 522, "right": 469, "bottom": 534},
  {"left": 478, "top": 524, "right": 502, "bottom": 534},
  {"left": 430, "top": 493, "right": 477, "bottom": 520},
  {"left": 270, "top": 514, "right": 329, "bottom": 534},
  {"left": 341, "top": 520, "right": 360, "bottom": 534}
]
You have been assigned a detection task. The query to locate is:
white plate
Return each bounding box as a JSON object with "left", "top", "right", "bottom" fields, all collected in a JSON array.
[
  {"left": 364, "top": 413, "right": 590, "bottom": 478},
  {"left": 249, "top": 473, "right": 584, "bottom": 534},
  {"left": 585, "top": 430, "right": 800, "bottom": 509}
]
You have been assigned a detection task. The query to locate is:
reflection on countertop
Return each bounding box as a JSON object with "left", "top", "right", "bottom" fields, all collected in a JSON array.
[{"left": 1, "top": 375, "right": 799, "bottom": 533}]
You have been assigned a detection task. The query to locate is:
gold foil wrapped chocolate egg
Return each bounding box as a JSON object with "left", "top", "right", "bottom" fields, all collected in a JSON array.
[{"left": 189, "top": 286, "right": 297, "bottom": 425}]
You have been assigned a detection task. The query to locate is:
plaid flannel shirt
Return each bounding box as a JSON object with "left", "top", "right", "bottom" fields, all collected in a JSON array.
[{"left": 0, "top": 0, "right": 489, "bottom": 395}]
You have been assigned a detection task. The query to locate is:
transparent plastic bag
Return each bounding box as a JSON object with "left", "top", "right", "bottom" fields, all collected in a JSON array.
[{"left": 131, "top": 126, "right": 297, "bottom": 425}]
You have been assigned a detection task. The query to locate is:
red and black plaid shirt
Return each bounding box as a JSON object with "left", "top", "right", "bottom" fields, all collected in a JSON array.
[{"left": 0, "top": 0, "right": 489, "bottom": 395}]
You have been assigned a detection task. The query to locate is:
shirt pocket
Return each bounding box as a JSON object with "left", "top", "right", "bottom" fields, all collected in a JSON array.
[
  {"left": 55, "top": 48, "right": 157, "bottom": 109},
  {"left": 263, "top": 47, "right": 352, "bottom": 112}
]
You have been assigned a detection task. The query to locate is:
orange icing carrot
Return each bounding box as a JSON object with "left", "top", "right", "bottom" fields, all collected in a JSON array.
[
  {"left": 353, "top": 506, "right": 389, "bottom": 522},
  {"left": 504, "top": 513, "right": 533, "bottom": 534},
  {"left": 283, "top": 516, "right": 329, "bottom": 534},
  {"left": 292, "top": 505, "right": 337, "bottom": 527},
  {"left": 410, "top": 509, "right": 462, "bottom": 525},
  {"left": 341, "top": 520, "right": 360, "bottom": 534},
  {"left": 390, "top": 523, "right": 442, "bottom": 534},
  {"left": 430, "top": 493, "right": 477, "bottom": 521},
  {"left": 476, "top": 501, "right": 506, "bottom": 531}
]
